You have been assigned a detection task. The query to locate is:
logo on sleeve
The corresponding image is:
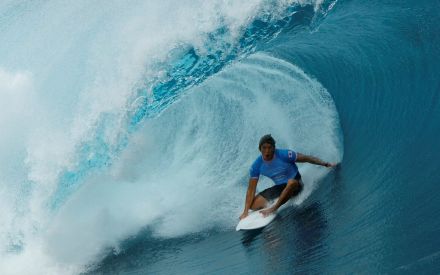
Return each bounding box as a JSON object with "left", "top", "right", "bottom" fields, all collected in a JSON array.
[{"left": 288, "top": 150, "right": 293, "bottom": 158}]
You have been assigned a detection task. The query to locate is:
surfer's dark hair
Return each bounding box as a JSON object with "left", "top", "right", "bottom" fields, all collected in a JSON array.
[{"left": 259, "top": 134, "right": 276, "bottom": 150}]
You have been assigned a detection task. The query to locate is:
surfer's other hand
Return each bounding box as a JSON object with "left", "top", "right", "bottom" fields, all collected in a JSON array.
[
  {"left": 260, "top": 207, "right": 275, "bottom": 217},
  {"left": 325, "top": 162, "right": 337, "bottom": 168},
  {"left": 239, "top": 211, "right": 248, "bottom": 220}
]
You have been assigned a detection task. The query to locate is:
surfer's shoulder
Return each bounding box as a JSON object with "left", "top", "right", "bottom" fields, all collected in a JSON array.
[
  {"left": 276, "top": 148, "right": 297, "bottom": 162},
  {"left": 249, "top": 155, "right": 263, "bottom": 178},
  {"left": 251, "top": 155, "right": 263, "bottom": 167}
]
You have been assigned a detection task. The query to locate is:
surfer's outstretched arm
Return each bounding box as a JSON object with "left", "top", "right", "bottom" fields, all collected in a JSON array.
[
  {"left": 239, "top": 178, "right": 258, "bottom": 220},
  {"left": 296, "top": 153, "right": 336, "bottom": 167}
]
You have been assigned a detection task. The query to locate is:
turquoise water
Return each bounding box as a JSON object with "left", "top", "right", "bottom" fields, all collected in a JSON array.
[{"left": 0, "top": 0, "right": 439, "bottom": 274}]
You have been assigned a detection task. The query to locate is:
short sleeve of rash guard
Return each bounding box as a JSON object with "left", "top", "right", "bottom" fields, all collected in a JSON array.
[
  {"left": 249, "top": 160, "right": 261, "bottom": 179},
  {"left": 280, "top": 149, "right": 297, "bottom": 163}
]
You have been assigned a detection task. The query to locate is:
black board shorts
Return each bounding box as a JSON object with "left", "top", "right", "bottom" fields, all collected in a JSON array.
[{"left": 258, "top": 172, "right": 303, "bottom": 201}]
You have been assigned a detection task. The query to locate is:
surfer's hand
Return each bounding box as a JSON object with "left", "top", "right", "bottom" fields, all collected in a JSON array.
[
  {"left": 260, "top": 207, "right": 275, "bottom": 217},
  {"left": 324, "top": 162, "right": 337, "bottom": 168},
  {"left": 239, "top": 211, "right": 249, "bottom": 220}
]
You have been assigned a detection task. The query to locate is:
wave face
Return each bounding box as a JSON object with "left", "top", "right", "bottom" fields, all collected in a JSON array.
[{"left": 0, "top": 0, "right": 439, "bottom": 274}]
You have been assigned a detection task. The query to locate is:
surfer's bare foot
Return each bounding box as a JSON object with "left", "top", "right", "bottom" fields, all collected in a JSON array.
[{"left": 260, "top": 207, "right": 275, "bottom": 217}]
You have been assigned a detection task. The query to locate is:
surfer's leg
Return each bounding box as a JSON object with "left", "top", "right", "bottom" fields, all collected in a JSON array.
[
  {"left": 276, "top": 179, "right": 303, "bottom": 205},
  {"left": 253, "top": 184, "right": 287, "bottom": 210},
  {"left": 279, "top": 172, "right": 303, "bottom": 200},
  {"left": 287, "top": 178, "right": 303, "bottom": 197},
  {"left": 264, "top": 179, "right": 301, "bottom": 213},
  {"left": 250, "top": 195, "right": 268, "bottom": 210}
]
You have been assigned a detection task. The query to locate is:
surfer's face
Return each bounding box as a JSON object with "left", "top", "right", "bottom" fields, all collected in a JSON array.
[{"left": 260, "top": 143, "right": 275, "bottom": 161}]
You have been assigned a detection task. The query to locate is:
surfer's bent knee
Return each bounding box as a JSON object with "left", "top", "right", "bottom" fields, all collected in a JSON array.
[
  {"left": 287, "top": 179, "right": 303, "bottom": 196},
  {"left": 250, "top": 195, "right": 268, "bottom": 210}
]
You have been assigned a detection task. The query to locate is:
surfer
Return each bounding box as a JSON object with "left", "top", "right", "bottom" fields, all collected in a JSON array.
[{"left": 239, "top": 134, "right": 336, "bottom": 220}]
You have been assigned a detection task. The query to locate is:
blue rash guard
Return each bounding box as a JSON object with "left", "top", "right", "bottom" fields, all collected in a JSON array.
[{"left": 249, "top": 149, "right": 299, "bottom": 185}]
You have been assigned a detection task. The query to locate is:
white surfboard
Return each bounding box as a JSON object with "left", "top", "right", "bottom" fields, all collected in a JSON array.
[{"left": 236, "top": 208, "right": 277, "bottom": 231}]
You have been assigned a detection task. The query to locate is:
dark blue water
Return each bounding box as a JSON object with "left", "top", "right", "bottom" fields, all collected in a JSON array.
[{"left": 1, "top": 0, "right": 439, "bottom": 274}]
